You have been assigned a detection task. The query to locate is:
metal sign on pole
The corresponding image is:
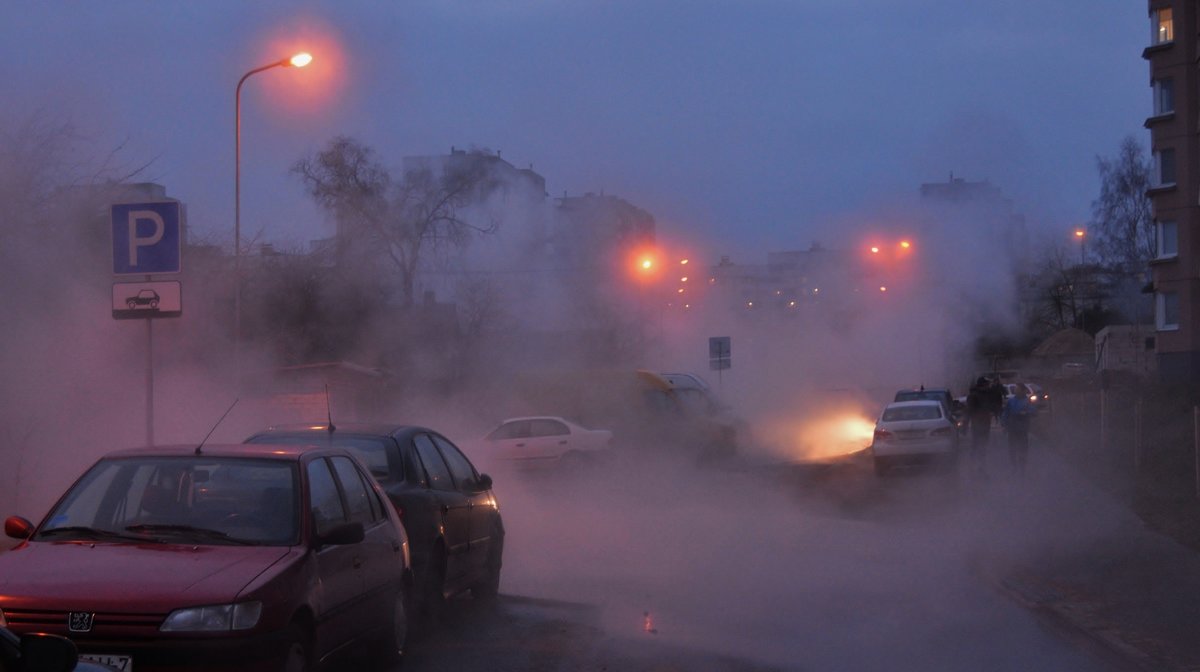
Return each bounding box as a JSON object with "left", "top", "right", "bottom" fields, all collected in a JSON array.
[
  {"left": 708, "top": 336, "right": 731, "bottom": 386},
  {"left": 111, "top": 201, "right": 182, "bottom": 275},
  {"left": 112, "top": 281, "right": 183, "bottom": 320},
  {"left": 111, "top": 200, "right": 183, "bottom": 446}
]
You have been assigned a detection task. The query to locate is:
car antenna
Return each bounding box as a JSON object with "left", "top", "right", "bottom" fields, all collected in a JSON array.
[
  {"left": 324, "top": 384, "right": 336, "bottom": 435},
  {"left": 196, "top": 398, "right": 239, "bottom": 455}
]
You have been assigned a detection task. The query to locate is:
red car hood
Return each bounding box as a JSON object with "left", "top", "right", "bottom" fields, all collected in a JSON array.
[{"left": 0, "top": 541, "right": 294, "bottom": 612}]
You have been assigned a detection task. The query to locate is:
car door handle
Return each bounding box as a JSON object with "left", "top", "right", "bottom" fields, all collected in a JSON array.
[
  {"left": 441, "top": 504, "right": 450, "bottom": 514},
  {"left": 558, "top": 440, "right": 567, "bottom": 445},
  {"left": 353, "top": 556, "right": 363, "bottom": 569},
  {"left": 515, "top": 442, "right": 526, "bottom": 447}
]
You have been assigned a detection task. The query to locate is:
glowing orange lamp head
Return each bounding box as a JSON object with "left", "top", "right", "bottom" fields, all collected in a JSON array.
[{"left": 288, "top": 52, "right": 313, "bottom": 68}]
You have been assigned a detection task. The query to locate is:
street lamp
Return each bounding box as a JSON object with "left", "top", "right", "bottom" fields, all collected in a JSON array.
[
  {"left": 1074, "top": 227, "right": 1086, "bottom": 265},
  {"left": 233, "top": 51, "right": 312, "bottom": 384}
]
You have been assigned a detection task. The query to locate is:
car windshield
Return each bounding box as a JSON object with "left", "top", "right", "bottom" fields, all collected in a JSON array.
[
  {"left": 881, "top": 405, "right": 942, "bottom": 422},
  {"left": 37, "top": 456, "right": 299, "bottom": 546}
]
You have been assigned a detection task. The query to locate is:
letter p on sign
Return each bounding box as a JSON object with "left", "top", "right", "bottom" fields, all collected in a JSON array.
[
  {"left": 128, "top": 210, "right": 164, "bottom": 266},
  {"left": 111, "top": 201, "right": 181, "bottom": 275}
]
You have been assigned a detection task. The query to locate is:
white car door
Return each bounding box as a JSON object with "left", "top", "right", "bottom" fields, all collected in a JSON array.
[
  {"left": 485, "top": 420, "right": 531, "bottom": 460},
  {"left": 528, "top": 418, "right": 572, "bottom": 459}
]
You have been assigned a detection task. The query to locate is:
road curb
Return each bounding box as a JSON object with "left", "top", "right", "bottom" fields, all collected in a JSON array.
[{"left": 975, "top": 561, "right": 1189, "bottom": 672}]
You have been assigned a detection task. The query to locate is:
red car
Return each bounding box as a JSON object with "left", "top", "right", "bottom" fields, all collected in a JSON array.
[{"left": 0, "top": 443, "right": 412, "bottom": 671}]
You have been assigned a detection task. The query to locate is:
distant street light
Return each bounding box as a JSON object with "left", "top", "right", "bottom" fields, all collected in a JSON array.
[
  {"left": 1074, "top": 227, "right": 1086, "bottom": 265},
  {"left": 233, "top": 51, "right": 312, "bottom": 384}
]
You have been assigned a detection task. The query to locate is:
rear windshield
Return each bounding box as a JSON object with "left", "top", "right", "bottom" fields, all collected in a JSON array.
[
  {"left": 249, "top": 434, "right": 395, "bottom": 482},
  {"left": 895, "top": 391, "right": 945, "bottom": 403},
  {"left": 882, "top": 405, "right": 942, "bottom": 422}
]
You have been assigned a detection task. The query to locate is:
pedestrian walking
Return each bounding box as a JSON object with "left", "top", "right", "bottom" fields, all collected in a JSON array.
[
  {"left": 966, "top": 377, "right": 995, "bottom": 479},
  {"left": 1001, "top": 388, "right": 1035, "bottom": 476}
]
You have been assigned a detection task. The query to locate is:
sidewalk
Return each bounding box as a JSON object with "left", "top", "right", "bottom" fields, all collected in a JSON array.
[{"left": 974, "top": 437, "right": 1200, "bottom": 672}]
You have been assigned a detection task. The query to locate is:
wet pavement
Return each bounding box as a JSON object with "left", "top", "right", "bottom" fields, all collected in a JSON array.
[{"left": 968, "top": 439, "right": 1200, "bottom": 672}]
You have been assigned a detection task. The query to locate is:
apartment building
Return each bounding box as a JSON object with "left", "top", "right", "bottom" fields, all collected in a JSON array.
[{"left": 1145, "top": 2, "right": 1200, "bottom": 383}]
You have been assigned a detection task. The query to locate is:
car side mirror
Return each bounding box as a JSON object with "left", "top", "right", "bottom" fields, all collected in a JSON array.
[
  {"left": 476, "top": 473, "right": 494, "bottom": 491},
  {"left": 4, "top": 516, "right": 33, "bottom": 540},
  {"left": 14, "top": 630, "right": 80, "bottom": 672},
  {"left": 317, "top": 522, "right": 365, "bottom": 547}
]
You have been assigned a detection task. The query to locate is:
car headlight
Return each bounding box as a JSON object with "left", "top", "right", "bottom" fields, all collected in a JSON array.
[{"left": 160, "top": 602, "right": 262, "bottom": 632}]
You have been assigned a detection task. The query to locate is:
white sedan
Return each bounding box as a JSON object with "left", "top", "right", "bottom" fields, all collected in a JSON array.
[
  {"left": 481, "top": 416, "right": 613, "bottom": 466},
  {"left": 870, "top": 400, "right": 960, "bottom": 475}
]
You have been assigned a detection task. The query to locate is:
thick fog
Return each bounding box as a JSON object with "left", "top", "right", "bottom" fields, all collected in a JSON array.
[{"left": 0, "top": 82, "right": 1129, "bottom": 672}]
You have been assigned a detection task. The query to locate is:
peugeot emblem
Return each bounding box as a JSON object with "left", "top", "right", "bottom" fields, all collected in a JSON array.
[{"left": 68, "top": 612, "right": 95, "bottom": 633}]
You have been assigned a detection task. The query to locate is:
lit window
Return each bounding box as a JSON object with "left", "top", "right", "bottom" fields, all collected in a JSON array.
[
  {"left": 1153, "top": 78, "right": 1175, "bottom": 115},
  {"left": 1154, "top": 148, "right": 1177, "bottom": 186},
  {"left": 1157, "top": 220, "right": 1178, "bottom": 258},
  {"left": 1153, "top": 7, "right": 1174, "bottom": 44},
  {"left": 1157, "top": 291, "right": 1180, "bottom": 330}
]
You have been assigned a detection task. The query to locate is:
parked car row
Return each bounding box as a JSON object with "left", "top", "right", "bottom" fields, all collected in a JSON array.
[{"left": 0, "top": 422, "right": 503, "bottom": 672}]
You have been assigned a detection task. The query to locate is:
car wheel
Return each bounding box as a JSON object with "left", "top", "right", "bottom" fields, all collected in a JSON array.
[
  {"left": 376, "top": 586, "right": 408, "bottom": 662},
  {"left": 280, "top": 624, "right": 311, "bottom": 672},
  {"left": 149, "top": 300, "right": 159, "bottom": 309},
  {"left": 471, "top": 525, "right": 504, "bottom": 601},
  {"left": 126, "top": 299, "right": 136, "bottom": 309}
]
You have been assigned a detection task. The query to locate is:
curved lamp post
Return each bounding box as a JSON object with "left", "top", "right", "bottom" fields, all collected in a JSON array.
[{"left": 234, "top": 52, "right": 312, "bottom": 385}]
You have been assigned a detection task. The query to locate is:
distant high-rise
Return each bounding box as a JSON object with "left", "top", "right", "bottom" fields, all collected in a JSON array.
[{"left": 1144, "top": 1, "right": 1200, "bottom": 383}]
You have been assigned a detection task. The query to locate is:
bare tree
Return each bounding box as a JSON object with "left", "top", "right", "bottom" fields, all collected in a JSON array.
[
  {"left": 1090, "top": 135, "right": 1153, "bottom": 270},
  {"left": 293, "top": 137, "right": 500, "bottom": 306}
]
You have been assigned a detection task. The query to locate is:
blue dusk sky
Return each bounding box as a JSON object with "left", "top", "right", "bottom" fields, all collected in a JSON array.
[{"left": 3, "top": 1, "right": 1150, "bottom": 259}]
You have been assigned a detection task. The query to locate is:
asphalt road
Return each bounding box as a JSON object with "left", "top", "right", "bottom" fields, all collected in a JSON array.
[
  {"left": 372, "top": 445, "right": 1129, "bottom": 672},
  {"left": 1, "top": 443, "right": 1135, "bottom": 671}
]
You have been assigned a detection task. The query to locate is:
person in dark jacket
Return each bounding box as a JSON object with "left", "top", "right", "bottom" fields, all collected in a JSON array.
[{"left": 966, "top": 377, "right": 995, "bottom": 479}]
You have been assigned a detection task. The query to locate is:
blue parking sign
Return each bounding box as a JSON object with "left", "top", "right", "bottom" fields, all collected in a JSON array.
[{"left": 112, "top": 201, "right": 181, "bottom": 275}]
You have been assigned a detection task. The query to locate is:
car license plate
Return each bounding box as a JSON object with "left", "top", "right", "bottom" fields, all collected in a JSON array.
[{"left": 80, "top": 653, "right": 132, "bottom": 670}]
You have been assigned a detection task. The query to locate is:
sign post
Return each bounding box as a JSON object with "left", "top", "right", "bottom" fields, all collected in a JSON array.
[
  {"left": 111, "top": 201, "right": 183, "bottom": 446},
  {"left": 708, "top": 336, "right": 732, "bottom": 387}
]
